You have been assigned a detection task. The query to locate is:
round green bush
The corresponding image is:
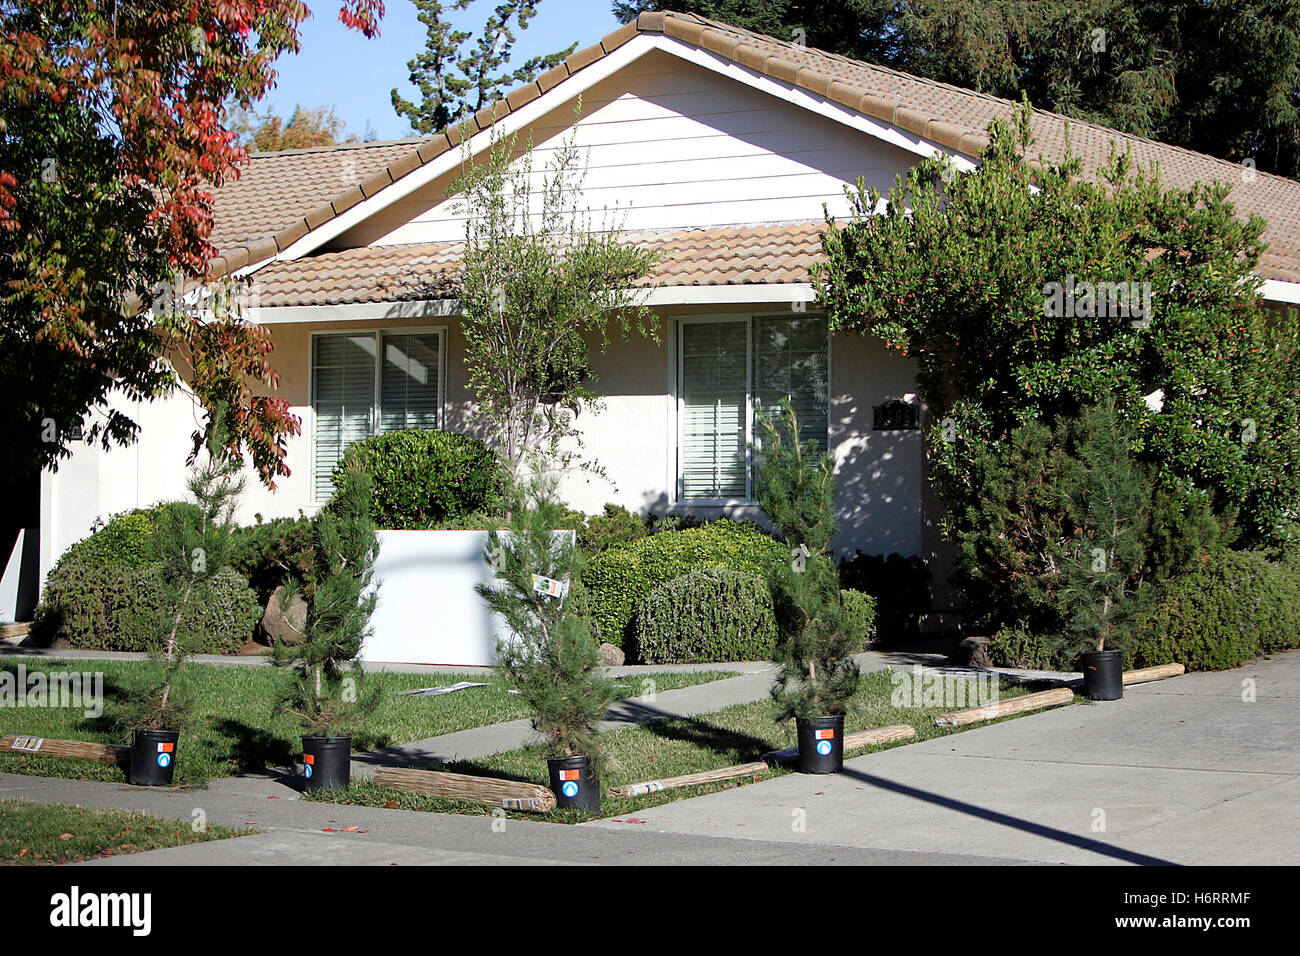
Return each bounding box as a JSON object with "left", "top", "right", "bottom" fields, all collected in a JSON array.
[
  {"left": 35, "top": 563, "right": 260, "bottom": 654},
  {"left": 334, "top": 429, "right": 505, "bottom": 529},
  {"left": 1128, "top": 550, "right": 1300, "bottom": 670},
  {"left": 631, "top": 568, "right": 777, "bottom": 663},
  {"left": 581, "top": 519, "right": 787, "bottom": 650}
]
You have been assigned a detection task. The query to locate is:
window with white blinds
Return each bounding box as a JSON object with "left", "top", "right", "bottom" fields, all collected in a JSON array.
[
  {"left": 753, "top": 315, "right": 830, "bottom": 453},
  {"left": 677, "top": 315, "right": 828, "bottom": 503},
  {"left": 312, "top": 330, "right": 442, "bottom": 501}
]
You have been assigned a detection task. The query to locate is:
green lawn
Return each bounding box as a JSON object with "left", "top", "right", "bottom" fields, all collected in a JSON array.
[
  {"left": 0, "top": 659, "right": 735, "bottom": 786},
  {"left": 317, "top": 668, "right": 1069, "bottom": 822},
  {"left": 0, "top": 799, "right": 254, "bottom": 864}
]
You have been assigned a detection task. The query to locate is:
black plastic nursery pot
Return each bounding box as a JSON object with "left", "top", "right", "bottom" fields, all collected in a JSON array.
[
  {"left": 548, "top": 755, "right": 600, "bottom": 812},
  {"left": 129, "top": 729, "right": 180, "bottom": 786},
  {"left": 1081, "top": 650, "right": 1124, "bottom": 701},
  {"left": 796, "top": 714, "right": 845, "bottom": 774},
  {"left": 302, "top": 735, "right": 353, "bottom": 792}
]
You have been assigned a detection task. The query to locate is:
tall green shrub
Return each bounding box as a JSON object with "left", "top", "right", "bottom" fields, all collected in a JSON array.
[{"left": 816, "top": 102, "right": 1300, "bottom": 568}]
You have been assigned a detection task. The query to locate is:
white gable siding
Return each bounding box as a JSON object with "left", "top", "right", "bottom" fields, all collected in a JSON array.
[{"left": 334, "top": 48, "right": 914, "bottom": 248}]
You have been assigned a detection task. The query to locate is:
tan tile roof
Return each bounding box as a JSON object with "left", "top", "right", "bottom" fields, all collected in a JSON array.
[
  {"left": 210, "top": 10, "right": 1300, "bottom": 289},
  {"left": 252, "top": 222, "right": 825, "bottom": 307}
]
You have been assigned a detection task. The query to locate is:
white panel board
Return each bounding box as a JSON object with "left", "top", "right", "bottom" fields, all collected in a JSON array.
[{"left": 363, "top": 530, "right": 503, "bottom": 666}]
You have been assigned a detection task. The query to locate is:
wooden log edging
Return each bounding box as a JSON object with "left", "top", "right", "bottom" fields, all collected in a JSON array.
[
  {"left": 372, "top": 767, "right": 557, "bottom": 812},
  {"left": 764, "top": 724, "right": 916, "bottom": 763},
  {"left": 933, "top": 687, "right": 1074, "bottom": 727},
  {"left": 1, "top": 734, "right": 129, "bottom": 764},
  {"left": 608, "top": 761, "right": 769, "bottom": 798},
  {"left": 1122, "top": 663, "right": 1185, "bottom": 685}
]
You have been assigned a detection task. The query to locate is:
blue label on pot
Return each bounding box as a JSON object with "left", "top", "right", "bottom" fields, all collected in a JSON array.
[
  {"left": 156, "top": 752, "right": 171, "bottom": 768},
  {"left": 561, "top": 781, "right": 579, "bottom": 798},
  {"left": 816, "top": 740, "right": 833, "bottom": 756},
  {"left": 305, "top": 764, "right": 313, "bottom": 778}
]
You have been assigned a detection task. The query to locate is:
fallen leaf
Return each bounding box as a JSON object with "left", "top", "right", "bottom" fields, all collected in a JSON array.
[
  {"left": 59, "top": 833, "right": 73, "bottom": 840},
  {"left": 18, "top": 848, "right": 27, "bottom": 857},
  {"left": 341, "top": 825, "right": 360, "bottom": 832},
  {"left": 321, "top": 827, "right": 337, "bottom": 832},
  {"left": 384, "top": 801, "right": 398, "bottom": 810}
]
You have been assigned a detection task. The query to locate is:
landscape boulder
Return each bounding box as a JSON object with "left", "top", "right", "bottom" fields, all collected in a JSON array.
[{"left": 260, "top": 586, "right": 307, "bottom": 646}]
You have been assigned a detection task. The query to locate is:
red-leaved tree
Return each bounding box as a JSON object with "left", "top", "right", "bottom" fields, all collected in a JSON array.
[{"left": 0, "top": 0, "right": 384, "bottom": 487}]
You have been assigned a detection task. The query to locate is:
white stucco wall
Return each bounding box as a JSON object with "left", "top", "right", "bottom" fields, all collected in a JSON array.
[{"left": 39, "top": 307, "right": 926, "bottom": 591}]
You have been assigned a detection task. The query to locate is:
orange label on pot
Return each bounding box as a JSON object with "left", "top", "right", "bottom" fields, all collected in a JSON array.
[{"left": 814, "top": 729, "right": 835, "bottom": 740}]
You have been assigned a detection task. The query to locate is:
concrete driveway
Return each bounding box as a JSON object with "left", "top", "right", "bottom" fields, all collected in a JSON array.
[{"left": 585, "top": 651, "right": 1300, "bottom": 865}]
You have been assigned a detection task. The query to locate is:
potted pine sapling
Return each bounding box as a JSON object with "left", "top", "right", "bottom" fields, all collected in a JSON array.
[
  {"left": 118, "top": 439, "right": 244, "bottom": 786},
  {"left": 271, "top": 462, "right": 381, "bottom": 791},
  {"left": 756, "top": 401, "right": 860, "bottom": 773},
  {"left": 479, "top": 473, "right": 615, "bottom": 812},
  {"left": 1057, "top": 398, "right": 1151, "bottom": 701}
]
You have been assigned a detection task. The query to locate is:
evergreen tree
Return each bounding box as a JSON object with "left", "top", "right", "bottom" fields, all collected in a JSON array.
[
  {"left": 755, "top": 401, "right": 860, "bottom": 721},
  {"left": 1055, "top": 398, "right": 1153, "bottom": 654},
  {"left": 118, "top": 434, "right": 244, "bottom": 733},
  {"left": 393, "top": 0, "right": 576, "bottom": 134},
  {"left": 271, "top": 462, "right": 381, "bottom": 735},
  {"left": 479, "top": 471, "right": 615, "bottom": 763}
]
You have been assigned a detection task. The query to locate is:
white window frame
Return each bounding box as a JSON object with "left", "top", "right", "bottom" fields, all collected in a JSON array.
[
  {"left": 309, "top": 325, "right": 447, "bottom": 504},
  {"left": 671, "top": 311, "right": 831, "bottom": 507}
]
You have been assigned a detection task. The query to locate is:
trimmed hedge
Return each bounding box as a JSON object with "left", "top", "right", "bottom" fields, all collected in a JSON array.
[
  {"left": 335, "top": 429, "right": 505, "bottom": 529},
  {"left": 1128, "top": 551, "right": 1300, "bottom": 671},
  {"left": 34, "top": 564, "right": 260, "bottom": 654},
  {"left": 631, "top": 568, "right": 777, "bottom": 663},
  {"left": 985, "top": 551, "right": 1300, "bottom": 673},
  {"left": 986, "top": 626, "right": 1073, "bottom": 671},
  {"left": 581, "top": 520, "right": 787, "bottom": 650},
  {"left": 840, "top": 588, "right": 878, "bottom": 651}
]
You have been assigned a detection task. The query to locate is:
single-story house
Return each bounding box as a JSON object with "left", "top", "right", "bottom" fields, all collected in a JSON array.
[{"left": 12, "top": 10, "right": 1300, "bottom": 620}]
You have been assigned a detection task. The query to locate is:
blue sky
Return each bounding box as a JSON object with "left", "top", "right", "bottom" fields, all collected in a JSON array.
[{"left": 261, "top": 0, "right": 625, "bottom": 141}]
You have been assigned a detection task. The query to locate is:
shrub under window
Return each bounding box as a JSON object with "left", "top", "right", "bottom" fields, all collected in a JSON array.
[{"left": 333, "top": 428, "right": 505, "bottom": 529}]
